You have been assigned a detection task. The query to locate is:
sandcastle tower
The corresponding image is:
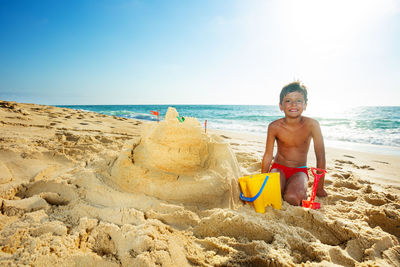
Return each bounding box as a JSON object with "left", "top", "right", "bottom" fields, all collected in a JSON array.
[{"left": 109, "top": 107, "right": 241, "bottom": 209}]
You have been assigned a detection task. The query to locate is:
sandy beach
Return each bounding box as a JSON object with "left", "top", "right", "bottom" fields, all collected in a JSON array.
[{"left": 0, "top": 100, "right": 399, "bottom": 266}]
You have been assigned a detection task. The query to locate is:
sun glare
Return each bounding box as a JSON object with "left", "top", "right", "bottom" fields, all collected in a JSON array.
[
  {"left": 278, "top": 0, "right": 398, "bottom": 58},
  {"left": 271, "top": 0, "right": 400, "bottom": 109},
  {"left": 305, "top": 100, "right": 351, "bottom": 118}
]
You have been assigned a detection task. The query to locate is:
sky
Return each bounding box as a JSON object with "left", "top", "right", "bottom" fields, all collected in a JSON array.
[{"left": 0, "top": 0, "right": 399, "bottom": 108}]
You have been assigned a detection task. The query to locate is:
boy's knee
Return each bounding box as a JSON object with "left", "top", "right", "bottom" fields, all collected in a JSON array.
[{"left": 284, "top": 193, "right": 302, "bottom": 206}]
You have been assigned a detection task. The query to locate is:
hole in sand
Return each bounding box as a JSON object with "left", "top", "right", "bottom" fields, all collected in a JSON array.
[{"left": 16, "top": 181, "right": 77, "bottom": 206}]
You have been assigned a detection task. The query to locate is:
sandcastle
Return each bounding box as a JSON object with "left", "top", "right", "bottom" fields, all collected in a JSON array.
[{"left": 109, "top": 107, "right": 241, "bottom": 209}]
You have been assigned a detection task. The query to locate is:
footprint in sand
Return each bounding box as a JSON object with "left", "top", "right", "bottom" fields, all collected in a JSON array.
[
  {"left": 364, "top": 195, "right": 387, "bottom": 206},
  {"left": 331, "top": 173, "right": 362, "bottom": 190},
  {"left": 333, "top": 180, "right": 362, "bottom": 190},
  {"left": 331, "top": 172, "right": 351, "bottom": 179},
  {"left": 329, "top": 194, "right": 358, "bottom": 204}
]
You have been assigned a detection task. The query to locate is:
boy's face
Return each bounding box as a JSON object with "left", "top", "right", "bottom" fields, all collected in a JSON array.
[{"left": 279, "top": 91, "right": 307, "bottom": 118}]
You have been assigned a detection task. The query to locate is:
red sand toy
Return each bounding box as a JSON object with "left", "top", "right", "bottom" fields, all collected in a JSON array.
[{"left": 302, "top": 167, "right": 327, "bottom": 209}]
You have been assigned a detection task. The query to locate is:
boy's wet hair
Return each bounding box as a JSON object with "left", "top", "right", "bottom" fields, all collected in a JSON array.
[{"left": 280, "top": 81, "right": 308, "bottom": 104}]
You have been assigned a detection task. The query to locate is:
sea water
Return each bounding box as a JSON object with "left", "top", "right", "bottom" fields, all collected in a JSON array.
[{"left": 57, "top": 105, "right": 400, "bottom": 155}]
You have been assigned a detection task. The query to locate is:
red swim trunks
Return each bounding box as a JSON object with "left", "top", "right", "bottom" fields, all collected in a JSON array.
[{"left": 270, "top": 163, "right": 309, "bottom": 180}]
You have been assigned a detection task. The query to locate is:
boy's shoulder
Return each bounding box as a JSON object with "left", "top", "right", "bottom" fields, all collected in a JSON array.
[
  {"left": 302, "top": 116, "right": 318, "bottom": 124},
  {"left": 270, "top": 117, "right": 284, "bottom": 124},
  {"left": 269, "top": 118, "right": 285, "bottom": 128},
  {"left": 302, "top": 116, "right": 320, "bottom": 127}
]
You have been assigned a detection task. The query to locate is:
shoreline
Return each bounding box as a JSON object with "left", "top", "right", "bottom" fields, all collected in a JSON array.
[
  {"left": 53, "top": 103, "right": 400, "bottom": 157},
  {"left": 211, "top": 129, "right": 400, "bottom": 156}
]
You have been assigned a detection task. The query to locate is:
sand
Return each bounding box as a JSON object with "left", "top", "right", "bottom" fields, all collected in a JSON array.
[{"left": 0, "top": 100, "right": 399, "bottom": 266}]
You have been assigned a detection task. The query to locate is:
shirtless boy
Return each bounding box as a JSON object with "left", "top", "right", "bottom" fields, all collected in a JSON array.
[{"left": 261, "top": 81, "right": 327, "bottom": 206}]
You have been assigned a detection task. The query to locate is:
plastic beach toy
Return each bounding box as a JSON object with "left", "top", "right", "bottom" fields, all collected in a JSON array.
[
  {"left": 302, "top": 167, "right": 327, "bottom": 209},
  {"left": 238, "top": 173, "right": 281, "bottom": 213},
  {"left": 177, "top": 116, "right": 185, "bottom": 123}
]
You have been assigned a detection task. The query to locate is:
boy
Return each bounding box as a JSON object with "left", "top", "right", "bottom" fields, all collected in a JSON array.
[{"left": 261, "top": 81, "right": 326, "bottom": 206}]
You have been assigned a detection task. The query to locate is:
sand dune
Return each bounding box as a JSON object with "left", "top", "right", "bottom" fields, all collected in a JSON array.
[{"left": 0, "top": 100, "right": 399, "bottom": 266}]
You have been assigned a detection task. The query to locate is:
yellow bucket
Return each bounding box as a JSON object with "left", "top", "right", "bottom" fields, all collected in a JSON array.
[{"left": 238, "top": 173, "right": 281, "bottom": 213}]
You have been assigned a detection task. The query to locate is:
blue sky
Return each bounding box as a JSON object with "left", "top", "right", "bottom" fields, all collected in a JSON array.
[{"left": 0, "top": 0, "right": 399, "bottom": 108}]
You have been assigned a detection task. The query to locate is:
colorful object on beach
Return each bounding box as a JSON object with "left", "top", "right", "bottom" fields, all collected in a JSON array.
[
  {"left": 205, "top": 120, "right": 207, "bottom": 133},
  {"left": 302, "top": 167, "right": 327, "bottom": 209},
  {"left": 177, "top": 116, "right": 185, "bottom": 123},
  {"left": 150, "top": 110, "right": 159, "bottom": 122},
  {"left": 238, "top": 172, "right": 281, "bottom": 213}
]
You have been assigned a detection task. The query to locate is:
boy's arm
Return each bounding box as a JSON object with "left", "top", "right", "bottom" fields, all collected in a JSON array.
[
  {"left": 261, "top": 123, "right": 276, "bottom": 173},
  {"left": 312, "top": 120, "right": 327, "bottom": 196}
]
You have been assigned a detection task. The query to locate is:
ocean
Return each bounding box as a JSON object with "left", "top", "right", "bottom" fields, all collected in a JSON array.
[{"left": 57, "top": 105, "right": 400, "bottom": 155}]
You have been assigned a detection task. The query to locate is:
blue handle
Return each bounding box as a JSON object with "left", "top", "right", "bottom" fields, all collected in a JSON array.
[{"left": 240, "top": 175, "right": 269, "bottom": 202}]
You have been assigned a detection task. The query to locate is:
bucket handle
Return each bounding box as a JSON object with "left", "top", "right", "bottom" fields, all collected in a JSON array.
[{"left": 240, "top": 175, "right": 269, "bottom": 202}]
